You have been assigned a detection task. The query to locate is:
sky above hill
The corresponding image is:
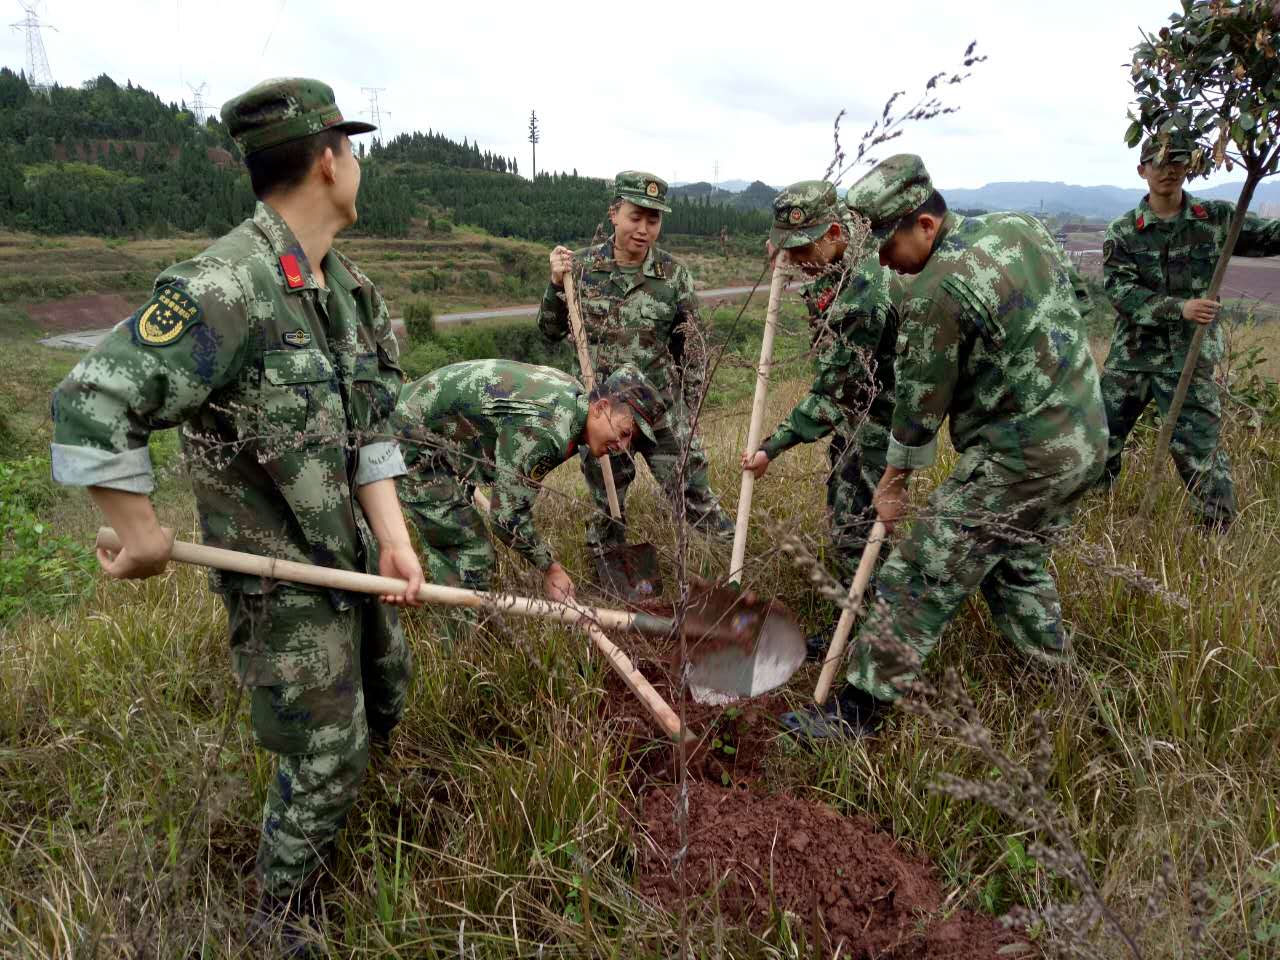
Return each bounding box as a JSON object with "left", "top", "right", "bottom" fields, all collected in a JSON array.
[{"left": 0, "top": 0, "right": 1254, "bottom": 193}]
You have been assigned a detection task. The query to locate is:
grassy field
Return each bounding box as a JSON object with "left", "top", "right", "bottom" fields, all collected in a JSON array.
[{"left": 0, "top": 280, "right": 1278, "bottom": 956}]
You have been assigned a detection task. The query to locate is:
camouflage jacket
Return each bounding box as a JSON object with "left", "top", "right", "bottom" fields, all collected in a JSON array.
[
  {"left": 51, "top": 202, "right": 405, "bottom": 599},
  {"left": 538, "top": 239, "right": 703, "bottom": 406},
  {"left": 392, "top": 360, "right": 588, "bottom": 572},
  {"left": 890, "top": 211, "right": 1106, "bottom": 480},
  {"left": 760, "top": 252, "right": 899, "bottom": 461},
  {"left": 1104, "top": 193, "right": 1280, "bottom": 372}
]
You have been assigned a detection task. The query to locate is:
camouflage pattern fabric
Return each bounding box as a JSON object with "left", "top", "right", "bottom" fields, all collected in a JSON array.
[
  {"left": 50, "top": 200, "right": 410, "bottom": 895},
  {"left": 538, "top": 239, "right": 732, "bottom": 545},
  {"left": 226, "top": 586, "right": 409, "bottom": 895},
  {"left": 758, "top": 251, "right": 900, "bottom": 574},
  {"left": 392, "top": 360, "right": 592, "bottom": 577},
  {"left": 1100, "top": 192, "right": 1280, "bottom": 522},
  {"left": 613, "top": 170, "right": 672, "bottom": 213},
  {"left": 844, "top": 153, "right": 935, "bottom": 242},
  {"left": 768, "top": 180, "right": 845, "bottom": 249},
  {"left": 221, "top": 77, "right": 375, "bottom": 156},
  {"left": 837, "top": 204, "right": 1106, "bottom": 700}
]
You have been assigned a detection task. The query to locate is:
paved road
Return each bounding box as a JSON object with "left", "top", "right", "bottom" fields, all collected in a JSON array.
[{"left": 38, "top": 284, "right": 772, "bottom": 351}]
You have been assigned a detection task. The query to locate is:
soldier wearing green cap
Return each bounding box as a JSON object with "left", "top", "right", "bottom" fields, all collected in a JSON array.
[
  {"left": 392, "top": 360, "right": 659, "bottom": 614},
  {"left": 740, "top": 181, "right": 901, "bottom": 658},
  {"left": 49, "top": 77, "right": 423, "bottom": 932},
  {"left": 782, "top": 154, "right": 1106, "bottom": 739},
  {"left": 539, "top": 170, "right": 735, "bottom": 557},
  {"left": 1098, "top": 131, "right": 1280, "bottom": 530}
]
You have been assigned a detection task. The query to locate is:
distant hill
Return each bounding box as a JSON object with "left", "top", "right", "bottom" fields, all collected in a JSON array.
[
  {"left": 670, "top": 179, "right": 778, "bottom": 212},
  {"left": 936, "top": 179, "right": 1280, "bottom": 221}
]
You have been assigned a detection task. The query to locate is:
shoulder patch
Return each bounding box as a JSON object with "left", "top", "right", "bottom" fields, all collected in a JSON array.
[
  {"left": 529, "top": 456, "right": 556, "bottom": 484},
  {"left": 133, "top": 283, "right": 203, "bottom": 347},
  {"left": 1103, "top": 239, "right": 1115, "bottom": 263}
]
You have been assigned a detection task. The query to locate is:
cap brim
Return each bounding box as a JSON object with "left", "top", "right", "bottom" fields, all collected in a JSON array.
[
  {"left": 769, "top": 221, "right": 836, "bottom": 250},
  {"left": 619, "top": 194, "right": 671, "bottom": 213},
  {"left": 333, "top": 120, "right": 377, "bottom": 137},
  {"left": 868, "top": 219, "right": 900, "bottom": 244},
  {"left": 631, "top": 412, "right": 657, "bottom": 444}
]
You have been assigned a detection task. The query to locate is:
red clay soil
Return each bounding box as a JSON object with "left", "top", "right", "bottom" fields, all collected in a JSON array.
[
  {"left": 635, "top": 782, "right": 1019, "bottom": 958},
  {"left": 24, "top": 293, "right": 133, "bottom": 333}
]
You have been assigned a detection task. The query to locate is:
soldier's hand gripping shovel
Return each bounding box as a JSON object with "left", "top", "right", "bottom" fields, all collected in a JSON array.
[
  {"left": 728, "top": 254, "right": 788, "bottom": 586},
  {"left": 814, "top": 521, "right": 886, "bottom": 705},
  {"left": 96, "top": 529, "right": 805, "bottom": 731},
  {"left": 563, "top": 268, "right": 662, "bottom": 605}
]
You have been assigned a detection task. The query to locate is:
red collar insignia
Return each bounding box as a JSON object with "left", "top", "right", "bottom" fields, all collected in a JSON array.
[
  {"left": 816, "top": 289, "right": 836, "bottom": 313},
  {"left": 279, "top": 254, "right": 305, "bottom": 290},
  {"left": 1135, "top": 214, "right": 1146, "bottom": 231},
  {"left": 1191, "top": 203, "right": 1208, "bottom": 220}
]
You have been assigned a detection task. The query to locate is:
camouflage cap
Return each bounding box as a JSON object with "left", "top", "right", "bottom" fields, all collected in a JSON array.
[
  {"left": 220, "top": 78, "right": 375, "bottom": 157},
  {"left": 599, "top": 363, "right": 661, "bottom": 443},
  {"left": 1139, "top": 131, "right": 1197, "bottom": 164},
  {"left": 769, "top": 180, "right": 843, "bottom": 249},
  {"left": 614, "top": 171, "right": 671, "bottom": 213},
  {"left": 845, "top": 154, "right": 934, "bottom": 243}
]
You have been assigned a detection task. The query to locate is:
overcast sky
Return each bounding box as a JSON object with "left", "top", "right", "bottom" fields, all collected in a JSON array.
[{"left": 0, "top": 0, "right": 1250, "bottom": 192}]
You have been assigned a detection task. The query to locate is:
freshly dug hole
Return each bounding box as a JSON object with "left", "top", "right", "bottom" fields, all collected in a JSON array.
[{"left": 635, "top": 782, "right": 1020, "bottom": 958}]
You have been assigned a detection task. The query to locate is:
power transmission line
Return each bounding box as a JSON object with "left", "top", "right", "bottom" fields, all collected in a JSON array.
[
  {"left": 11, "top": 1, "right": 56, "bottom": 95},
  {"left": 187, "top": 81, "right": 209, "bottom": 126},
  {"left": 362, "top": 87, "right": 387, "bottom": 145}
]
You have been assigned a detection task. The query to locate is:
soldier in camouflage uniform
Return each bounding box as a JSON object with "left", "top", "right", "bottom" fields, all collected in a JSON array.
[
  {"left": 1100, "top": 133, "right": 1280, "bottom": 529},
  {"left": 49, "top": 79, "right": 424, "bottom": 929},
  {"left": 783, "top": 155, "right": 1107, "bottom": 739},
  {"left": 740, "top": 181, "right": 899, "bottom": 655},
  {"left": 539, "top": 171, "right": 735, "bottom": 556},
  {"left": 392, "top": 360, "right": 659, "bottom": 607}
]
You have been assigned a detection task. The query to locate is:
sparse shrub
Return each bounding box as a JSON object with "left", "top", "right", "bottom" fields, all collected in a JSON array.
[{"left": 403, "top": 298, "right": 436, "bottom": 345}]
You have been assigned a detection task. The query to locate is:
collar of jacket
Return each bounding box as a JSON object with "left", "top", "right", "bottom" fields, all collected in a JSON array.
[
  {"left": 1133, "top": 193, "right": 1209, "bottom": 232},
  {"left": 588, "top": 238, "right": 667, "bottom": 283},
  {"left": 252, "top": 201, "right": 361, "bottom": 296}
]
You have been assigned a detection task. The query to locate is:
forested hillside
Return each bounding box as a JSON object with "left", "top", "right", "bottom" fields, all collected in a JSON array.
[{"left": 0, "top": 69, "right": 767, "bottom": 242}]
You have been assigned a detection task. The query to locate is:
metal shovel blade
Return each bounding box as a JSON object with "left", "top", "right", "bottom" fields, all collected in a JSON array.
[
  {"left": 677, "top": 588, "right": 806, "bottom": 704},
  {"left": 593, "top": 542, "right": 663, "bottom": 606}
]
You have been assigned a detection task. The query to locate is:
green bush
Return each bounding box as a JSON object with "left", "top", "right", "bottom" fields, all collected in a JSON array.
[
  {"left": 0, "top": 456, "right": 95, "bottom": 622},
  {"left": 403, "top": 299, "right": 436, "bottom": 345}
]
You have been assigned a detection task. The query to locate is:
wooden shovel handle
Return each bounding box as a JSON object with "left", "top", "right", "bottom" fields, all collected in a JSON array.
[
  {"left": 814, "top": 521, "right": 887, "bottom": 705},
  {"left": 565, "top": 271, "right": 622, "bottom": 521},
  {"left": 95, "top": 528, "right": 688, "bottom": 741},
  {"left": 729, "top": 260, "right": 787, "bottom": 584}
]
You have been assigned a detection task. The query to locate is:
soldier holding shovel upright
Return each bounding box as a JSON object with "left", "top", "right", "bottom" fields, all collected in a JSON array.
[
  {"left": 1098, "top": 132, "right": 1280, "bottom": 532},
  {"left": 740, "top": 181, "right": 901, "bottom": 661},
  {"left": 538, "top": 171, "right": 736, "bottom": 565},
  {"left": 784, "top": 155, "right": 1107, "bottom": 740},
  {"left": 49, "top": 79, "right": 423, "bottom": 944}
]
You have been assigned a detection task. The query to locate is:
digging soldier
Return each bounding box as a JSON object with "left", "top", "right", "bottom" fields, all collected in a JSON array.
[
  {"left": 49, "top": 79, "right": 424, "bottom": 941},
  {"left": 784, "top": 155, "right": 1107, "bottom": 739},
  {"left": 392, "top": 360, "right": 660, "bottom": 615},
  {"left": 1099, "top": 132, "right": 1280, "bottom": 531},
  {"left": 739, "top": 181, "right": 900, "bottom": 660},
  {"left": 539, "top": 171, "right": 736, "bottom": 563}
]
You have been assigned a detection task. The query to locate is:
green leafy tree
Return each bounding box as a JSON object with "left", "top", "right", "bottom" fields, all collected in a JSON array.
[{"left": 1126, "top": 0, "right": 1280, "bottom": 507}]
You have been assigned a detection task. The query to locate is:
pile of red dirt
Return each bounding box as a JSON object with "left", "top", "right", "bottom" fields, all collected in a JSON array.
[
  {"left": 635, "top": 781, "right": 1019, "bottom": 958},
  {"left": 24, "top": 293, "right": 133, "bottom": 333}
]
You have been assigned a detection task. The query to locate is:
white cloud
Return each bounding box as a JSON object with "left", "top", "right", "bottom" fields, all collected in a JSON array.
[{"left": 0, "top": 0, "right": 1251, "bottom": 192}]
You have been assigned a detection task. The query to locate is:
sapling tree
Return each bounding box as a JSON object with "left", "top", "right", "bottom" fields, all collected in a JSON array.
[{"left": 1127, "top": 0, "right": 1280, "bottom": 511}]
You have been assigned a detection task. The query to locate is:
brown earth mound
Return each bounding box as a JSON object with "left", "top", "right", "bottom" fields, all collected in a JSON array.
[
  {"left": 24, "top": 293, "right": 132, "bottom": 333},
  {"left": 635, "top": 782, "right": 1019, "bottom": 958}
]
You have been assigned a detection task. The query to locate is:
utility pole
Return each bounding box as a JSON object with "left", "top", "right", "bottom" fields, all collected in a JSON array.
[
  {"left": 11, "top": 1, "right": 56, "bottom": 96},
  {"left": 528, "top": 109, "right": 539, "bottom": 179},
  {"left": 362, "top": 86, "right": 387, "bottom": 146},
  {"left": 187, "top": 82, "right": 209, "bottom": 127},
  {"left": 713, "top": 159, "right": 719, "bottom": 189}
]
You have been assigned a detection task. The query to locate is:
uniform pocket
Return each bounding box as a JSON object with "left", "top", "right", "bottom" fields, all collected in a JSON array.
[
  {"left": 261, "top": 349, "right": 337, "bottom": 434},
  {"left": 227, "top": 589, "right": 348, "bottom": 688}
]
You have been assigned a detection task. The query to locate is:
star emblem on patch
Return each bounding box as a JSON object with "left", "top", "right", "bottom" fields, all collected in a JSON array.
[{"left": 645, "top": 181, "right": 659, "bottom": 197}]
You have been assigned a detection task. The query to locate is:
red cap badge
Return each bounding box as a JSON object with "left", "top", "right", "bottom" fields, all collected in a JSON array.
[{"left": 280, "top": 254, "right": 305, "bottom": 290}]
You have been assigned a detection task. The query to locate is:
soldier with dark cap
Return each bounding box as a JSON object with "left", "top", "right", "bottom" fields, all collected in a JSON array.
[
  {"left": 783, "top": 154, "right": 1106, "bottom": 739},
  {"left": 539, "top": 171, "right": 735, "bottom": 559},
  {"left": 740, "top": 180, "right": 900, "bottom": 657},
  {"left": 1099, "top": 131, "right": 1280, "bottom": 530},
  {"left": 393, "top": 360, "right": 660, "bottom": 607},
  {"left": 49, "top": 78, "right": 424, "bottom": 938}
]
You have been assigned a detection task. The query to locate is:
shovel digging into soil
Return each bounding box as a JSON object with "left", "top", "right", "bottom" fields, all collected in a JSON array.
[
  {"left": 96, "top": 529, "right": 805, "bottom": 737},
  {"left": 563, "top": 269, "right": 663, "bottom": 606}
]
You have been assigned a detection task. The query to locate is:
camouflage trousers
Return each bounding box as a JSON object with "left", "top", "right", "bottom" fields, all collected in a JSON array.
[
  {"left": 581, "top": 397, "right": 730, "bottom": 549},
  {"left": 846, "top": 455, "right": 1099, "bottom": 702},
  {"left": 225, "top": 585, "right": 411, "bottom": 896},
  {"left": 826, "top": 430, "right": 888, "bottom": 583},
  {"left": 1099, "top": 363, "right": 1236, "bottom": 524}
]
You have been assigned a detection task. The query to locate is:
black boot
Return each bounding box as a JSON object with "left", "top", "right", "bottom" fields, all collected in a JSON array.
[
  {"left": 805, "top": 629, "right": 833, "bottom": 663},
  {"left": 779, "top": 684, "right": 889, "bottom": 741}
]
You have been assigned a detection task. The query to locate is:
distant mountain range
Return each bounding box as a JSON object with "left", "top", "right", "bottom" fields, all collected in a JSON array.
[{"left": 678, "top": 178, "right": 1280, "bottom": 221}]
